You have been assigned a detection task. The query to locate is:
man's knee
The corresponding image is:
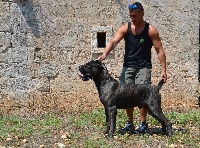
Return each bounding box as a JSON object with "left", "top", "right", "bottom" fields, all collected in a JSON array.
[{"left": 135, "top": 68, "right": 151, "bottom": 85}]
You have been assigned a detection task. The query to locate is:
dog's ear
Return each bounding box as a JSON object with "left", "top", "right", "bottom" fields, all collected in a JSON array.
[
  {"left": 95, "top": 60, "right": 106, "bottom": 71},
  {"left": 94, "top": 60, "right": 102, "bottom": 65},
  {"left": 94, "top": 60, "right": 105, "bottom": 70}
]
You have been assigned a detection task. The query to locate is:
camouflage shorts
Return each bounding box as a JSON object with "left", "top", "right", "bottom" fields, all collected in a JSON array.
[{"left": 119, "top": 67, "right": 151, "bottom": 85}]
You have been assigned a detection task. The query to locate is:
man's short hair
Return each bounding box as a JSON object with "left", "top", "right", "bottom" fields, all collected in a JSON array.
[{"left": 128, "top": 2, "right": 144, "bottom": 11}]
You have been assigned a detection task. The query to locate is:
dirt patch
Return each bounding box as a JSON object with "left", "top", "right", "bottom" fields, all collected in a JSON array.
[{"left": 0, "top": 91, "right": 199, "bottom": 116}]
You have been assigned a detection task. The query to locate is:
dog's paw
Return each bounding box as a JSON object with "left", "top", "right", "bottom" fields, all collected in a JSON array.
[
  {"left": 102, "top": 130, "right": 114, "bottom": 138},
  {"left": 166, "top": 123, "right": 173, "bottom": 136},
  {"left": 166, "top": 130, "right": 173, "bottom": 137},
  {"left": 162, "top": 128, "right": 173, "bottom": 136}
]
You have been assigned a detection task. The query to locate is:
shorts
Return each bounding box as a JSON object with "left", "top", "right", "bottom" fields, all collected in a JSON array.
[{"left": 119, "top": 67, "right": 151, "bottom": 85}]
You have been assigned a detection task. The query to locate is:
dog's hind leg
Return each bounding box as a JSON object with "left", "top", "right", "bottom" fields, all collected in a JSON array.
[{"left": 147, "top": 105, "right": 172, "bottom": 136}]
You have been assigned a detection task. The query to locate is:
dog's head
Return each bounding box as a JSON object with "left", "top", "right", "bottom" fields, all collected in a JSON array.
[{"left": 78, "top": 60, "right": 104, "bottom": 81}]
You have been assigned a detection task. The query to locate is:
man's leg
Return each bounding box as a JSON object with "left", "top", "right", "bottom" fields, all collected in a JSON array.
[
  {"left": 135, "top": 68, "right": 151, "bottom": 134},
  {"left": 119, "top": 67, "right": 136, "bottom": 133},
  {"left": 126, "top": 107, "right": 134, "bottom": 123},
  {"left": 139, "top": 107, "right": 147, "bottom": 122},
  {"left": 124, "top": 67, "right": 137, "bottom": 125}
]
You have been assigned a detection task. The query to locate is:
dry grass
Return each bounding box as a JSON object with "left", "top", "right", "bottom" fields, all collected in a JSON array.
[
  {"left": 0, "top": 90, "right": 199, "bottom": 116},
  {"left": 1, "top": 78, "right": 199, "bottom": 116}
]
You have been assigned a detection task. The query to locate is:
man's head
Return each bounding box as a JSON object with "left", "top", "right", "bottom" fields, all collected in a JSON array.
[
  {"left": 128, "top": 2, "right": 144, "bottom": 12},
  {"left": 128, "top": 2, "right": 144, "bottom": 25}
]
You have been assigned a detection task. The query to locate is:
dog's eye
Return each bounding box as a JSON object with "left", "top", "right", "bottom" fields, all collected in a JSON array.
[{"left": 86, "top": 64, "right": 91, "bottom": 68}]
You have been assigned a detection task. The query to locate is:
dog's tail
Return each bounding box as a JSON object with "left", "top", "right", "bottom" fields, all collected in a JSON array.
[{"left": 157, "top": 79, "right": 165, "bottom": 90}]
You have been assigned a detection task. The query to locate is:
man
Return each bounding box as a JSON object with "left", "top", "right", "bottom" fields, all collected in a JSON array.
[{"left": 98, "top": 2, "right": 167, "bottom": 134}]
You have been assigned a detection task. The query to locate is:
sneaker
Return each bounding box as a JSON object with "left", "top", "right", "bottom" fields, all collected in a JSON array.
[
  {"left": 134, "top": 122, "right": 148, "bottom": 134},
  {"left": 118, "top": 121, "right": 135, "bottom": 134}
]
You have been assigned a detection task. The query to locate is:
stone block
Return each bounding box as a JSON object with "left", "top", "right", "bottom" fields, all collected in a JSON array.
[
  {"left": 0, "top": 2, "right": 10, "bottom": 32},
  {"left": 0, "top": 32, "right": 5, "bottom": 47}
]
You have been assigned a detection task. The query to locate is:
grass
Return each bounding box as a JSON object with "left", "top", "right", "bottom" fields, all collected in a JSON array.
[
  {"left": 0, "top": 108, "right": 199, "bottom": 147},
  {"left": 0, "top": 114, "right": 62, "bottom": 141}
]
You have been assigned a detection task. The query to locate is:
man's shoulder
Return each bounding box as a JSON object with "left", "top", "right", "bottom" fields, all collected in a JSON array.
[
  {"left": 147, "top": 25, "right": 159, "bottom": 38},
  {"left": 120, "top": 22, "right": 129, "bottom": 28},
  {"left": 118, "top": 22, "right": 129, "bottom": 33},
  {"left": 148, "top": 23, "right": 157, "bottom": 30},
  {"left": 148, "top": 24, "right": 159, "bottom": 34}
]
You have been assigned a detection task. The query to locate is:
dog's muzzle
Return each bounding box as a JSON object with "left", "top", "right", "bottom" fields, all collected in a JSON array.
[{"left": 78, "top": 72, "right": 93, "bottom": 81}]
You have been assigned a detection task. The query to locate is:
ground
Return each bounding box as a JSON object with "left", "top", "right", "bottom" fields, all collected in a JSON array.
[{"left": 0, "top": 85, "right": 199, "bottom": 147}]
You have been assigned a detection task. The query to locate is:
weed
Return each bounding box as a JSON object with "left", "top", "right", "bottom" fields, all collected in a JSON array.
[
  {"left": 0, "top": 108, "right": 199, "bottom": 147},
  {"left": 0, "top": 114, "right": 61, "bottom": 140}
]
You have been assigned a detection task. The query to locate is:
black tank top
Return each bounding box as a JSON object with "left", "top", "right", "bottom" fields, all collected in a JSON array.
[{"left": 123, "top": 22, "right": 153, "bottom": 68}]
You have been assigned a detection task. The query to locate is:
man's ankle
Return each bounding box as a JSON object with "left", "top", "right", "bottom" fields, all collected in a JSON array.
[
  {"left": 127, "top": 121, "right": 133, "bottom": 125},
  {"left": 141, "top": 121, "right": 147, "bottom": 125}
]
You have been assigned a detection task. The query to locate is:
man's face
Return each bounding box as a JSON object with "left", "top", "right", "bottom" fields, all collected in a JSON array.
[{"left": 129, "top": 10, "right": 144, "bottom": 25}]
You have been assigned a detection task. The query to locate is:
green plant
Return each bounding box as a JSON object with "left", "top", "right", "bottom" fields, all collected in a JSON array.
[
  {"left": 0, "top": 113, "right": 61, "bottom": 140},
  {"left": 0, "top": 108, "right": 199, "bottom": 147}
]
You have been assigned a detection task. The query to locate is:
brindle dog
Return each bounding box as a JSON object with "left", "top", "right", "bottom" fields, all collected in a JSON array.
[{"left": 78, "top": 60, "right": 172, "bottom": 137}]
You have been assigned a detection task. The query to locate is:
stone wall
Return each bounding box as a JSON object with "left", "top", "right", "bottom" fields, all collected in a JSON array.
[{"left": 0, "top": 0, "right": 199, "bottom": 102}]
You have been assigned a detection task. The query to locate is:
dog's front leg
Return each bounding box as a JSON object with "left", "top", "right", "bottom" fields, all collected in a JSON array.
[
  {"left": 103, "top": 107, "right": 110, "bottom": 135},
  {"left": 108, "top": 106, "right": 117, "bottom": 137}
]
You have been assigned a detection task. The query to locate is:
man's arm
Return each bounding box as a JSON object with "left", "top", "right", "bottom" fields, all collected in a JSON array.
[
  {"left": 98, "top": 24, "right": 127, "bottom": 61},
  {"left": 149, "top": 25, "right": 167, "bottom": 82}
]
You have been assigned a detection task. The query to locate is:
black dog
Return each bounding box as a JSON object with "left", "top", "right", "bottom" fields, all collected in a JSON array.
[{"left": 78, "top": 60, "right": 172, "bottom": 137}]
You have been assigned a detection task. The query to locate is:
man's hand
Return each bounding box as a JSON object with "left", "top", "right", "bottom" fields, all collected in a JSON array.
[
  {"left": 160, "top": 71, "right": 167, "bottom": 83},
  {"left": 98, "top": 54, "right": 106, "bottom": 61}
]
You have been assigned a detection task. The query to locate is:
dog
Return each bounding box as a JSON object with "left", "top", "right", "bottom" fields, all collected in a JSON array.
[{"left": 78, "top": 60, "right": 172, "bottom": 137}]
